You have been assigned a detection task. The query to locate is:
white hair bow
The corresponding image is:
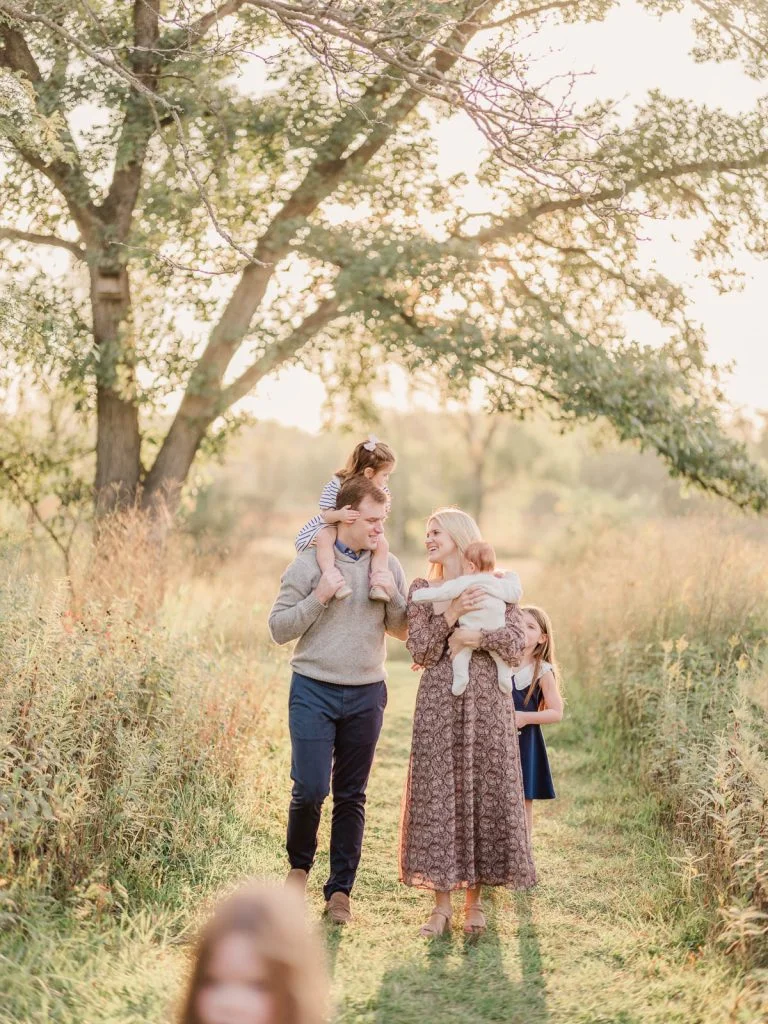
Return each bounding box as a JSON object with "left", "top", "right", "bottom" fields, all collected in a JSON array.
[{"left": 363, "top": 434, "right": 378, "bottom": 452}]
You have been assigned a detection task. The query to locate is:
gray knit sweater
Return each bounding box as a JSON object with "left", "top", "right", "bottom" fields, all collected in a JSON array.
[{"left": 268, "top": 548, "right": 408, "bottom": 685}]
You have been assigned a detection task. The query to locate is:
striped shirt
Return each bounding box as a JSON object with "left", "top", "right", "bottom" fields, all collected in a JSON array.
[{"left": 294, "top": 475, "right": 392, "bottom": 552}]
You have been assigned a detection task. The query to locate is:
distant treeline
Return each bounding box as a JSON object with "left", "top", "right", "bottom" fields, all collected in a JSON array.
[{"left": 184, "top": 410, "right": 768, "bottom": 557}]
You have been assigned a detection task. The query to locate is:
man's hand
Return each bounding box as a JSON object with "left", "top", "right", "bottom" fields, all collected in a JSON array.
[
  {"left": 369, "top": 568, "right": 397, "bottom": 598},
  {"left": 315, "top": 568, "right": 345, "bottom": 605}
]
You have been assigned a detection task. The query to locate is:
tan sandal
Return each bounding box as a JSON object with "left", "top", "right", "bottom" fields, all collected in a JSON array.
[
  {"left": 419, "top": 906, "right": 452, "bottom": 938},
  {"left": 463, "top": 901, "right": 486, "bottom": 935}
]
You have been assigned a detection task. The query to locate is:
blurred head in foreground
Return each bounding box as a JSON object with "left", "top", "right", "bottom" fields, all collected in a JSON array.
[{"left": 179, "top": 881, "right": 329, "bottom": 1024}]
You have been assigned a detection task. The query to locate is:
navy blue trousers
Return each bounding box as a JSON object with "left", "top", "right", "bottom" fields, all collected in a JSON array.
[{"left": 287, "top": 672, "right": 387, "bottom": 901}]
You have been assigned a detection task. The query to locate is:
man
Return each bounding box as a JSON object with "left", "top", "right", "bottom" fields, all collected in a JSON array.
[{"left": 268, "top": 475, "right": 408, "bottom": 924}]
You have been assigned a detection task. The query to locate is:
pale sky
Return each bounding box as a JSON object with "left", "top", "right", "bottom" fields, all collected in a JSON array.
[{"left": 243, "top": 1, "right": 768, "bottom": 433}]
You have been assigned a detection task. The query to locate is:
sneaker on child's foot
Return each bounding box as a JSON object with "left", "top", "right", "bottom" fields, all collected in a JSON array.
[
  {"left": 369, "top": 586, "right": 390, "bottom": 603},
  {"left": 335, "top": 584, "right": 352, "bottom": 599}
]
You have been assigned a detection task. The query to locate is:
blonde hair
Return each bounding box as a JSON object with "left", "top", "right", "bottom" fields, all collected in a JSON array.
[
  {"left": 336, "top": 438, "right": 396, "bottom": 482},
  {"left": 464, "top": 541, "right": 496, "bottom": 573},
  {"left": 520, "top": 605, "right": 562, "bottom": 709},
  {"left": 427, "top": 507, "right": 482, "bottom": 580},
  {"left": 178, "top": 881, "right": 328, "bottom": 1024}
]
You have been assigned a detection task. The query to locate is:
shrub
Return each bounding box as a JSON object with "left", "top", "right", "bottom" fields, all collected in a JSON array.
[
  {"left": 541, "top": 516, "right": 768, "bottom": 967},
  {"left": 0, "top": 557, "right": 277, "bottom": 918}
]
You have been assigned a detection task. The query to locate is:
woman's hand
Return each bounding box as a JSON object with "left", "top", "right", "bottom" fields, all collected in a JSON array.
[
  {"left": 448, "top": 627, "right": 483, "bottom": 660},
  {"left": 444, "top": 585, "right": 487, "bottom": 626}
]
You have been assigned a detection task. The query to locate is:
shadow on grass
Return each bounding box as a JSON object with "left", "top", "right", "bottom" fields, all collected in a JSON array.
[
  {"left": 323, "top": 919, "right": 345, "bottom": 978},
  {"left": 370, "top": 890, "right": 550, "bottom": 1024},
  {"left": 515, "top": 890, "right": 549, "bottom": 1022}
]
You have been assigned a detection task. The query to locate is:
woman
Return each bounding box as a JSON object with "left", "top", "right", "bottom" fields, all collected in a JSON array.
[{"left": 399, "top": 508, "right": 536, "bottom": 937}]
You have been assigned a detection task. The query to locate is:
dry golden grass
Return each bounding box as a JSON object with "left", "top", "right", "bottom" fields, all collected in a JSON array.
[
  {"left": 3, "top": 513, "right": 768, "bottom": 1021},
  {"left": 538, "top": 515, "right": 768, "bottom": 968}
]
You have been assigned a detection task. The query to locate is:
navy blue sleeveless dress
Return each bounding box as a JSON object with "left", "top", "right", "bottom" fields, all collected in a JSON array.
[{"left": 513, "top": 662, "right": 556, "bottom": 800}]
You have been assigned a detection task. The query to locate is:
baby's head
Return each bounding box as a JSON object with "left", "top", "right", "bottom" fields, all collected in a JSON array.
[{"left": 463, "top": 541, "right": 495, "bottom": 575}]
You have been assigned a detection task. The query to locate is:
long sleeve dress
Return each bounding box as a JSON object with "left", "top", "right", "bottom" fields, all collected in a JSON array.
[{"left": 399, "top": 578, "right": 537, "bottom": 891}]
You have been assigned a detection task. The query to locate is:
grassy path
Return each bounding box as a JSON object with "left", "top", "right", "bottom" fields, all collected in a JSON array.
[
  {"left": 311, "top": 663, "right": 755, "bottom": 1024},
  {"left": 7, "top": 662, "right": 760, "bottom": 1023}
]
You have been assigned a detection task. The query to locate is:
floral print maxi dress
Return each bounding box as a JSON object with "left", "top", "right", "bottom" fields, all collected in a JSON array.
[{"left": 399, "top": 578, "right": 537, "bottom": 891}]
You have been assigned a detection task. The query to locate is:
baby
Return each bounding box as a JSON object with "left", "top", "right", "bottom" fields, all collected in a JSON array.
[{"left": 412, "top": 541, "right": 522, "bottom": 696}]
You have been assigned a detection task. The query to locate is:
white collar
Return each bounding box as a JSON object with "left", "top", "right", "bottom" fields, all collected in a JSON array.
[{"left": 513, "top": 661, "right": 550, "bottom": 690}]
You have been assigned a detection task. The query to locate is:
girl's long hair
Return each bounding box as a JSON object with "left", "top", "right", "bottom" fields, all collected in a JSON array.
[
  {"left": 336, "top": 438, "right": 396, "bottom": 481},
  {"left": 520, "top": 605, "right": 562, "bottom": 709},
  {"left": 426, "top": 507, "right": 482, "bottom": 580},
  {"left": 178, "top": 881, "right": 328, "bottom": 1024}
]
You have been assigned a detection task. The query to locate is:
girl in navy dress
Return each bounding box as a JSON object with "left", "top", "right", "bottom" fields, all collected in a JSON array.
[{"left": 513, "top": 606, "right": 564, "bottom": 838}]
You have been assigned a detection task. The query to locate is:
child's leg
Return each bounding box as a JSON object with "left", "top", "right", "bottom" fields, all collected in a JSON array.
[
  {"left": 490, "top": 651, "right": 513, "bottom": 694},
  {"left": 315, "top": 526, "right": 337, "bottom": 574},
  {"left": 525, "top": 799, "right": 533, "bottom": 839},
  {"left": 369, "top": 533, "right": 390, "bottom": 602},
  {"left": 315, "top": 527, "right": 351, "bottom": 599},
  {"left": 451, "top": 648, "right": 473, "bottom": 696}
]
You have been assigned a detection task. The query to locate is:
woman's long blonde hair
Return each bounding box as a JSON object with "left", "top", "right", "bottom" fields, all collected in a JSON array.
[
  {"left": 427, "top": 507, "right": 482, "bottom": 580},
  {"left": 178, "top": 881, "right": 328, "bottom": 1024},
  {"left": 520, "top": 605, "right": 562, "bottom": 709}
]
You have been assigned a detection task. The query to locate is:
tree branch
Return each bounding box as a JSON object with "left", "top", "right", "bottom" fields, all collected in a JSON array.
[
  {"left": 0, "top": 226, "right": 85, "bottom": 258},
  {"left": 0, "top": 19, "right": 101, "bottom": 239},
  {"left": 481, "top": 0, "right": 582, "bottom": 30},
  {"left": 219, "top": 295, "right": 343, "bottom": 410},
  {"left": 691, "top": 0, "right": 768, "bottom": 60},
  {"left": 0, "top": 1, "right": 265, "bottom": 263},
  {"left": 469, "top": 150, "right": 768, "bottom": 247},
  {"left": 0, "top": 458, "right": 71, "bottom": 566},
  {"left": 100, "top": 0, "right": 161, "bottom": 239},
  {"left": 183, "top": 0, "right": 252, "bottom": 46},
  {"left": 193, "top": 0, "right": 503, "bottom": 396}
]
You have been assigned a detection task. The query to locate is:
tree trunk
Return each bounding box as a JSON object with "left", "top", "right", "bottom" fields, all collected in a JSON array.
[
  {"left": 141, "top": 396, "right": 212, "bottom": 517},
  {"left": 90, "top": 266, "right": 142, "bottom": 514}
]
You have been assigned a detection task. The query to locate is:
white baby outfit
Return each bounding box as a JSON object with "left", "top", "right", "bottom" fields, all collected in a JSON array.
[{"left": 412, "top": 571, "right": 522, "bottom": 696}]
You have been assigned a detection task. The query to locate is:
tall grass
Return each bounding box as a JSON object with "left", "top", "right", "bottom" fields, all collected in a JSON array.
[
  {"left": 540, "top": 516, "right": 768, "bottom": 967},
  {"left": 0, "top": 547, "right": 282, "bottom": 921}
]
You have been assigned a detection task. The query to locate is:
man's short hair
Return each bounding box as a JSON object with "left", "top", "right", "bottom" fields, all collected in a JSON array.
[{"left": 336, "top": 475, "right": 387, "bottom": 511}]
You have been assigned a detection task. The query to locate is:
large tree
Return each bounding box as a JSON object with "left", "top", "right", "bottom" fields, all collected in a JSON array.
[{"left": 1, "top": 0, "right": 768, "bottom": 530}]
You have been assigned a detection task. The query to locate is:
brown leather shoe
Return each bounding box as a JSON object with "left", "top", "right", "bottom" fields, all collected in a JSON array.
[
  {"left": 285, "top": 868, "right": 308, "bottom": 893},
  {"left": 324, "top": 891, "right": 352, "bottom": 925}
]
